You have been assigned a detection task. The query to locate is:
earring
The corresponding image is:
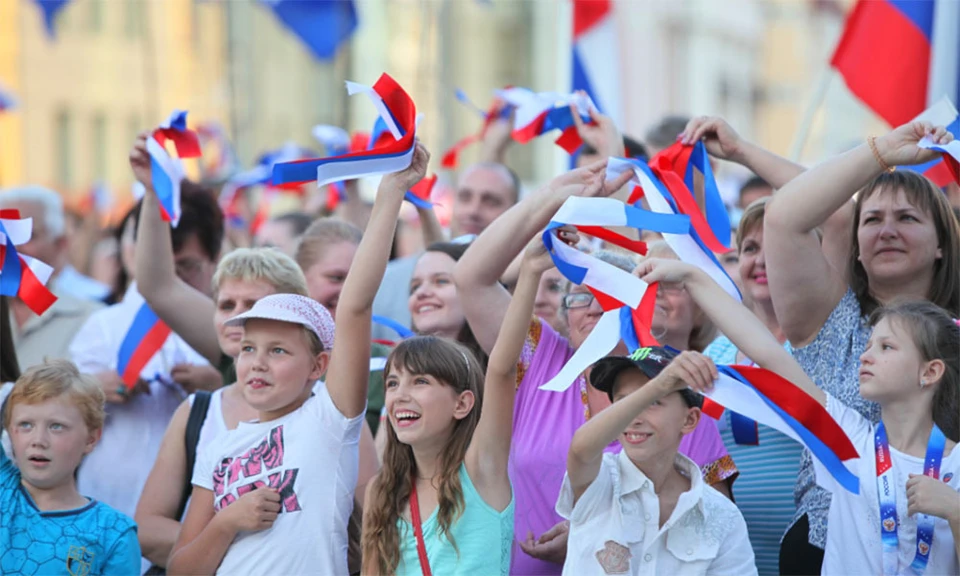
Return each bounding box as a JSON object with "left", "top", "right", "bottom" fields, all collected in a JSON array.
[{"left": 920, "top": 379, "right": 928, "bottom": 388}]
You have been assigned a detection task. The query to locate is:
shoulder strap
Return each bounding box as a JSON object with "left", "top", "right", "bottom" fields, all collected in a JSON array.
[
  {"left": 409, "top": 480, "right": 433, "bottom": 576},
  {"left": 176, "top": 390, "right": 213, "bottom": 521}
]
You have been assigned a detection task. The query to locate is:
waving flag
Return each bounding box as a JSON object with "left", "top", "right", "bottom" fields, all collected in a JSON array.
[
  {"left": 261, "top": 0, "right": 357, "bottom": 61},
  {"left": 496, "top": 87, "right": 594, "bottom": 153},
  {"left": 702, "top": 366, "right": 860, "bottom": 494},
  {"left": 832, "top": 0, "right": 959, "bottom": 128},
  {"left": 117, "top": 299, "right": 172, "bottom": 389},
  {"left": 572, "top": 0, "right": 622, "bottom": 127},
  {"left": 0, "top": 210, "right": 58, "bottom": 315},
  {"left": 441, "top": 90, "right": 514, "bottom": 170},
  {"left": 33, "top": 0, "right": 70, "bottom": 38},
  {"left": 219, "top": 143, "right": 315, "bottom": 231},
  {"left": 0, "top": 83, "right": 16, "bottom": 112},
  {"left": 272, "top": 73, "right": 419, "bottom": 189},
  {"left": 147, "top": 111, "right": 202, "bottom": 227}
]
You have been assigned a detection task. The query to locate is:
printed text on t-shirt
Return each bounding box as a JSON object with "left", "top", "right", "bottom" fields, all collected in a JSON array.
[{"left": 212, "top": 425, "right": 302, "bottom": 513}]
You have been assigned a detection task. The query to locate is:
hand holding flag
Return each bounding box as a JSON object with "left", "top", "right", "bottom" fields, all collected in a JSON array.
[
  {"left": 678, "top": 116, "right": 748, "bottom": 163},
  {"left": 132, "top": 111, "right": 203, "bottom": 228},
  {"left": 874, "top": 121, "right": 954, "bottom": 168},
  {"left": 0, "top": 210, "right": 58, "bottom": 316},
  {"left": 568, "top": 97, "right": 625, "bottom": 158}
]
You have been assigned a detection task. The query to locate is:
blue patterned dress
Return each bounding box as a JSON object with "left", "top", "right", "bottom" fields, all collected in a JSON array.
[{"left": 787, "top": 289, "right": 880, "bottom": 548}]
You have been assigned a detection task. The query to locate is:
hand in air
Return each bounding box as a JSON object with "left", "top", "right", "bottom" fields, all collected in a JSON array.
[
  {"left": 569, "top": 96, "right": 625, "bottom": 159},
  {"left": 657, "top": 351, "right": 718, "bottom": 395},
  {"left": 632, "top": 258, "right": 700, "bottom": 286},
  {"left": 679, "top": 116, "right": 746, "bottom": 162},
  {"left": 128, "top": 131, "right": 153, "bottom": 190},
  {"left": 522, "top": 226, "right": 579, "bottom": 275},
  {"left": 381, "top": 141, "right": 430, "bottom": 194},
  {"left": 875, "top": 121, "right": 953, "bottom": 167},
  {"left": 547, "top": 161, "right": 634, "bottom": 202}
]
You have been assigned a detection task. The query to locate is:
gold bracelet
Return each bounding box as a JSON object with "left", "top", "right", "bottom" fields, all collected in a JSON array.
[{"left": 868, "top": 136, "right": 895, "bottom": 173}]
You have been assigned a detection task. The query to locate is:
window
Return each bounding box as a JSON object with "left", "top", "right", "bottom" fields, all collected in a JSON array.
[
  {"left": 92, "top": 113, "right": 108, "bottom": 181},
  {"left": 124, "top": 0, "right": 142, "bottom": 39},
  {"left": 55, "top": 109, "right": 73, "bottom": 189}
]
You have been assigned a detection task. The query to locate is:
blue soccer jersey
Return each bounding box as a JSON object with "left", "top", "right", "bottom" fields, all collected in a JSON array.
[{"left": 0, "top": 448, "right": 141, "bottom": 575}]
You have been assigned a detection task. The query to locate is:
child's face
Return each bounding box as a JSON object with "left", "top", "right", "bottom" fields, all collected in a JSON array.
[
  {"left": 859, "top": 317, "right": 926, "bottom": 402},
  {"left": 237, "top": 319, "right": 326, "bottom": 417},
  {"left": 8, "top": 397, "right": 99, "bottom": 491},
  {"left": 384, "top": 365, "right": 475, "bottom": 449},
  {"left": 611, "top": 370, "right": 699, "bottom": 463}
]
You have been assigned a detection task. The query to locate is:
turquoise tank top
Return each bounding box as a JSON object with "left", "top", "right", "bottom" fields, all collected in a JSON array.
[{"left": 397, "top": 464, "right": 514, "bottom": 576}]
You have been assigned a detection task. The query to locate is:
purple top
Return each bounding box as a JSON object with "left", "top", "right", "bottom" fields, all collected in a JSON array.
[{"left": 509, "top": 318, "right": 736, "bottom": 575}]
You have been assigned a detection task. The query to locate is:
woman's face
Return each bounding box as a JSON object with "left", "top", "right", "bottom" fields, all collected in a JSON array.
[
  {"left": 535, "top": 268, "right": 566, "bottom": 335},
  {"left": 408, "top": 251, "right": 464, "bottom": 339},
  {"left": 857, "top": 188, "right": 942, "bottom": 290},
  {"left": 305, "top": 241, "right": 358, "bottom": 318},
  {"left": 214, "top": 278, "right": 278, "bottom": 357},
  {"left": 564, "top": 285, "right": 604, "bottom": 350},
  {"left": 651, "top": 280, "right": 697, "bottom": 350},
  {"left": 738, "top": 224, "right": 769, "bottom": 304}
]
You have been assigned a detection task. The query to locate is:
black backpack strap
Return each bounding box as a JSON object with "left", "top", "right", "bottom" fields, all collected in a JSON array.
[{"left": 175, "top": 390, "right": 212, "bottom": 521}]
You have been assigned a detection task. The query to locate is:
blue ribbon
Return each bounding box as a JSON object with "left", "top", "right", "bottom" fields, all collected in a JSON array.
[
  {"left": 372, "top": 315, "right": 415, "bottom": 339},
  {"left": 0, "top": 221, "right": 22, "bottom": 297}
]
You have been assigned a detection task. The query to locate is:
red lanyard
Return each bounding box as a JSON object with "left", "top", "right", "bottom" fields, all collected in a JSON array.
[{"left": 408, "top": 480, "right": 433, "bottom": 576}]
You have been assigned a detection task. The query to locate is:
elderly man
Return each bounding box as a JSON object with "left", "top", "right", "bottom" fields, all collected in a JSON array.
[{"left": 0, "top": 187, "right": 105, "bottom": 370}]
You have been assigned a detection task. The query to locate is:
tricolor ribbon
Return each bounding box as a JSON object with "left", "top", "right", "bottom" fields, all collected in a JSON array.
[
  {"left": 701, "top": 365, "right": 860, "bottom": 494},
  {"left": 117, "top": 300, "right": 172, "bottom": 389},
  {"left": 147, "top": 110, "right": 202, "bottom": 227},
  {"left": 496, "top": 87, "right": 594, "bottom": 154},
  {"left": 218, "top": 143, "right": 315, "bottom": 230},
  {"left": 440, "top": 89, "right": 514, "bottom": 170},
  {"left": 0, "top": 210, "right": 58, "bottom": 315},
  {"left": 272, "top": 73, "right": 419, "bottom": 188},
  {"left": 371, "top": 315, "right": 415, "bottom": 371},
  {"left": 909, "top": 96, "right": 960, "bottom": 187}
]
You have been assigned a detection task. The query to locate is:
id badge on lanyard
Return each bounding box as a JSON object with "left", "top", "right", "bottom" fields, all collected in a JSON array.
[{"left": 874, "top": 422, "right": 946, "bottom": 575}]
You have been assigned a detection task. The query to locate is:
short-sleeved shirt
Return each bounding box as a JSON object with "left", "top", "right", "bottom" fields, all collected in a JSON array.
[
  {"left": 814, "top": 395, "right": 960, "bottom": 576},
  {"left": 790, "top": 289, "right": 880, "bottom": 548},
  {"left": 510, "top": 318, "right": 736, "bottom": 575},
  {"left": 0, "top": 447, "right": 141, "bottom": 575},
  {"left": 192, "top": 385, "right": 364, "bottom": 575},
  {"left": 557, "top": 451, "right": 756, "bottom": 576}
]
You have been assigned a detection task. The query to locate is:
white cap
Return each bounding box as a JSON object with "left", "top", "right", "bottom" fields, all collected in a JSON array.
[{"left": 225, "top": 293, "right": 335, "bottom": 350}]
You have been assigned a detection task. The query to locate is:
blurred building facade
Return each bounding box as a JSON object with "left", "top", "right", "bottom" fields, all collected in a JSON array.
[{"left": 0, "top": 0, "right": 890, "bottom": 206}]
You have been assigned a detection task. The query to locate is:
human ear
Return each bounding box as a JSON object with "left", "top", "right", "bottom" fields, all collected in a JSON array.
[
  {"left": 84, "top": 427, "right": 103, "bottom": 456},
  {"left": 452, "top": 390, "right": 476, "bottom": 420},
  {"left": 680, "top": 406, "right": 701, "bottom": 435},
  {"left": 920, "top": 358, "right": 945, "bottom": 389},
  {"left": 311, "top": 351, "right": 331, "bottom": 382}
]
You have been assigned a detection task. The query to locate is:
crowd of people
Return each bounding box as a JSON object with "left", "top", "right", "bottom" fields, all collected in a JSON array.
[{"left": 1, "top": 100, "right": 959, "bottom": 576}]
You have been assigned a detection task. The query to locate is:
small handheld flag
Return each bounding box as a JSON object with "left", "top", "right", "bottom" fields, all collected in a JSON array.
[
  {"left": 0, "top": 210, "right": 58, "bottom": 315},
  {"left": 495, "top": 87, "right": 594, "bottom": 153},
  {"left": 117, "top": 300, "right": 172, "bottom": 389},
  {"left": 147, "top": 111, "right": 202, "bottom": 227}
]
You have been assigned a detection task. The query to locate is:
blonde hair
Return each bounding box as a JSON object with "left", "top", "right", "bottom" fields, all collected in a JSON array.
[
  {"left": 295, "top": 218, "right": 362, "bottom": 272},
  {"left": 3, "top": 359, "right": 105, "bottom": 433},
  {"left": 736, "top": 196, "right": 772, "bottom": 252},
  {"left": 642, "top": 242, "right": 717, "bottom": 352},
  {"left": 212, "top": 247, "right": 308, "bottom": 298}
]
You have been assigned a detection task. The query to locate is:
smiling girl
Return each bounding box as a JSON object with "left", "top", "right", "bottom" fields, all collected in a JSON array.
[
  {"left": 166, "top": 143, "right": 431, "bottom": 575},
  {"left": 361, "top": 235, "right": 563, "bottom": 575}
]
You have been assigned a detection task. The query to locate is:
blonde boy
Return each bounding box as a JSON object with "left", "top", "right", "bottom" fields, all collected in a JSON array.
[{"left": 0, "top": 360, "right": 141, "bottom": 575}]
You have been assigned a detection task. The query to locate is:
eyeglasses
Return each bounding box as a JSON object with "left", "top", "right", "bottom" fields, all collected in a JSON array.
[{"left": 562, "top": 292, "right": 596, "bottom": 309}]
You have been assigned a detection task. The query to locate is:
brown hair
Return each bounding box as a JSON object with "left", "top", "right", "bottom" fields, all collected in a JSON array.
[
  {"left": 294, "top": 218, "right": 362, "bottom": 272},
  {"left": 1, "top": 297, "right": 20, "bottom": 383},
  {"left": 850, "top": 171, "right": 960, "bottom": 317},
  {"left": 361, "top": 336, "right": 485, "bottom": 575},
  {"left": 869, "top": 300, "right": 960, "bottom": 441},
  {"left": 3, "top": 359, "right": 105, "bottom": 433}
]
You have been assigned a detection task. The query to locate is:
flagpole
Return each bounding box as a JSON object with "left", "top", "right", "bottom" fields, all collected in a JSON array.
[{"left": 788, "top": 66, "right": 832, "bottom": 162}]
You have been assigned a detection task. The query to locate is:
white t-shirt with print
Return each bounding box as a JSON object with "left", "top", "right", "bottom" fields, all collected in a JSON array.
[
  {"left": 815, "top": 394, "right": 960, "bottom": 576},
  {"left": 557, "top": 450, "right": 756, "bottom": 576},
  {"left": 192, "top": 386, "right": 364, "bottom": 575}
]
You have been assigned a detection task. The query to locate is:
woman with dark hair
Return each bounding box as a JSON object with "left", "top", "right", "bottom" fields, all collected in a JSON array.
[{"left": 763, "top": 120, "right": 960, "bottom": 574}]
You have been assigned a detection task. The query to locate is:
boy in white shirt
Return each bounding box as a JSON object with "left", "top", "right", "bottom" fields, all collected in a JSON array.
[{"left": 558, "top": 346, "right": 756, "bottom": 576}]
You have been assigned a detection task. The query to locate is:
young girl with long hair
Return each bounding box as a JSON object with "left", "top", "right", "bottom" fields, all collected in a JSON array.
[
  {"left": 166, "top": 143, "right": 431, "bottom": 575},
  {"left": 362, "top": 235, "right": 566, "bottom": 575},
  {"left": 637, "top": 257, "right": 960, "bottom": 575}
]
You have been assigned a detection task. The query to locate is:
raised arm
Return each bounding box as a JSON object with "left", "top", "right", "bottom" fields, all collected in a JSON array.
[
  {"left": 636, "top": 258, "right": 824, "bottom": 405},
  {"left": 135, "top": 400, "right": 192, "bottom": 567},
  {"left": 567, "top": 351, "right": 715, "bottom": 504},
  {"left": 332, "top": 179, "right": 372, "bottom": 232},
  {"left": 325, "top": 143, "right": 430, "bottom": 419},
  {"left": 129, "top": 134, "right": 223, "bottom": 364},
  {"left": 416, "top": 203, "right": 445, "bottom": 247},
  {"left": 466, "top": 236, "right": 561, "bottom": 493},
  {"left": 680, "top": 116, "right": 805, "bottom": 189},
  {"left": 454, "top": 161, "right": 633, "bottom": 353},
  {"left": 764, "top": 121, "right": 952, "bottom": 346}
]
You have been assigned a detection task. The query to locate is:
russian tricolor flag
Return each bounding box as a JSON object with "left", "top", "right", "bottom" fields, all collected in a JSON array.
[
  {"left": 832, "top": 0, "right": 959, "bottom": 128},
  {"left": 147, "top": 110, "right": 202, "bottom": 227},
  {"left": 572, "top": 0, "right": 622, "bottom": 127},
  {"left": 0, "top": 210, "right": 58, "bottom": 316},
  {"left": 117, "top": 301, "right": 172, "bottom": 389},
  {"left": 496, "top": 87, "right": 594, "bottom": 154}
]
